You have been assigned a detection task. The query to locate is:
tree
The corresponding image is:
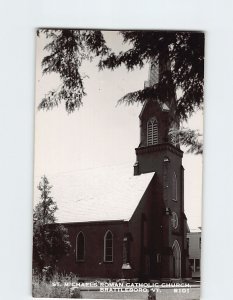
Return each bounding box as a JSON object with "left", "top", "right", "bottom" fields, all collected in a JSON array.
[
  {"left": 38, "top": 29, "right": 204, "bottom": 154},
  {"left": 170, "top": 127, "right": 203, "bottom": 155},
  {"left": 38, "top": 29, "right": 109, "bottom": 113},
  {"left": 100, "top": 31, "right": 204, "bottom": 154},
  {"left": 100, "top": 31, "right": 204, "bottom": 120},
  {"left": 33, "top": 176, "right": 71, "bottom": 275}
]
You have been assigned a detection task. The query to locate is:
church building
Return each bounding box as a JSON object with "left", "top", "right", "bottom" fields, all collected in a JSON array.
[{"left": 53, "top": 58, "right": 190, "bottom": 281}]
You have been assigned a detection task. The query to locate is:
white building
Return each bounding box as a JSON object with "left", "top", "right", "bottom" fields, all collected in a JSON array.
[{"left": 187, "top": 228, "right": 201, "bottom": 278}]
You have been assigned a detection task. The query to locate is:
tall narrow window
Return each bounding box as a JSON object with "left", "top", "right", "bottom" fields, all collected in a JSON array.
[
  {"left": 195, "top": 259, "right": 200, "bottom": 271},
  {"left": 172, "top": 172, "right": 177, "bottom": 201},
  {"left": 147, "top": 117, "right": 158, "bottom": 146},
  {"left": 76, "top": 232, "right": 85, "bottom": 261},
  {"left": 104, "top": 230, "right": 113, "bottom": 262},
  {"left": 189, "top": 258, "right": 194, "bottom": 271},
  {"left": 122, "top": 234, "right": 132, "bottom": 269},
  {"left": 172, "top": 240, "right": 181, "bottom": 278},
  {"left": 171, "top": 212, "right": 178, "bottom": 229}
]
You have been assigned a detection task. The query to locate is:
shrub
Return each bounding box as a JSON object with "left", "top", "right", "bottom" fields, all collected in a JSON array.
[{"left": 32, "top": 272, "right": 81, "bottom": 298}]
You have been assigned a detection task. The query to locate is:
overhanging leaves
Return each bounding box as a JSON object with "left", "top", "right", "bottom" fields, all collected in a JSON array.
[
  {"left": 169, "top": 127, "right": 203, "bottom": 154},
  {"left": 38, "top": 29, "right": 110, "bottom": 113},
  {"left": 100, "top": 30, "right": 204, "bottom": 121}
]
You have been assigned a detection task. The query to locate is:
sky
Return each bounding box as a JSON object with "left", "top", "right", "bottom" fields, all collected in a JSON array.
[{"left": 34, "top": 30, "right": 203, "bottom": 230}]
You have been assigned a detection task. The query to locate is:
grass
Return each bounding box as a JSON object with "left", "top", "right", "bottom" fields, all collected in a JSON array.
[{"left": 32, "top": 272, "right": 81, "bottom": 298}]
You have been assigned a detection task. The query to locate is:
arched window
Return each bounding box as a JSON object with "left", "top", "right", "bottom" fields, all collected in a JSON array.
[
  {"left": 76, "top": 232, "right": 85, "bottom": 261},
  {"left": 171, "top": 212, "right": 178, "bottom": 229},
  {"left": 172, "top": 172, "right": 177, "bottom": 201},
  {"left": 147, "top": 117, "right": 158, "bottom": 146},
  {"left": 172, "top": 240, "right": 181, "bottom": 278},
  {"left": 104, "top": 230, "right": 113, "bottom": 262}
]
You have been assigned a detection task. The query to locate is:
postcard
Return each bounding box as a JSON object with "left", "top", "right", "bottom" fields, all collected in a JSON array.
[{"left": 33, "top": 29, "right": 203, "bottom": 299}]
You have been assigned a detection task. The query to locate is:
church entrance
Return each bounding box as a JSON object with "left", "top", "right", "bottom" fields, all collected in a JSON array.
[{"left": 172, "top": 240, "right": 181, "bottom": 278}]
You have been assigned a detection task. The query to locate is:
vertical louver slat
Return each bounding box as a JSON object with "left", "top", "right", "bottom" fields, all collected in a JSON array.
[
  {"left": 153, "top": 122, "right": 158, "bottom": 144},
  {"left": 147, "top": 121, "right": 153, "bottom": 145},
  {"left": 147, "top": 118, "right": 158, "bottom": 146}
]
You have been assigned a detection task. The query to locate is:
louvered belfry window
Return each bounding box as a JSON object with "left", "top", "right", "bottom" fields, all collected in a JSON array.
[{"left": 147, "top": 117, "right": 158, "bottom": 146}]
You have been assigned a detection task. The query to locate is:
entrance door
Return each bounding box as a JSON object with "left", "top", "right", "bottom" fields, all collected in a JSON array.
[{"left": 172, "top": 240, "right": 181, "bottom": 278}]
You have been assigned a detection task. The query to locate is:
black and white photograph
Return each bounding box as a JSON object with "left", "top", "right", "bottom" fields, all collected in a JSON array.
[{"left": 32, "top": 29, "right": 204, "bottom": 299}]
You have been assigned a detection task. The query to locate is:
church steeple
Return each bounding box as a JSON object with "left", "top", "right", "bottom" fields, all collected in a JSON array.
[
  {"left": 145, "top": 60, "right": 159, "bottom": 87},
  {"left": 145, "top": 54, "right": 172, "bottom": 88},
  {"left": 134, "top": 56, "right": 182, "bottom": 176}
]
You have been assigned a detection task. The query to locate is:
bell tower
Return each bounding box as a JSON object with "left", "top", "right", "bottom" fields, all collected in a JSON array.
[
  {"left": 134, "top": 57, "right": 182, "bottom": 176},
  {"left": 134, "top": 55, "right": 189, "bottom": 279}
]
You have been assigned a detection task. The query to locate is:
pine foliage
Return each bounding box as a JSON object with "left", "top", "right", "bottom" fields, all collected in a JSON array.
[
  {"left": 100, "top": 30, "right": 204, "bottom": 121},
  {"left": 38, "top": 29, "right": 109, "bottom": 113},
  {"left": 38, "top": 29, "right": 204, "bottom": 153},
  {"left": 33, "top": 176, "right": 71, "bottom": 274},
  {"left": 170, "top": 127, "right": 203, "bottom": 155}
]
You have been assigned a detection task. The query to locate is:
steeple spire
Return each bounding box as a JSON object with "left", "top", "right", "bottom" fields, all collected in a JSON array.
[
  {"left": 145, "top": 52, "right": 171, "bottom": 88},
  {"left": 145, "top": 59, "right": 159, "bottom": 88},
  {"left": 134, "top": 52, "right": 181, "bottom": 176},
  {"left": 149, "top": 60, "right": 159, "bottom": 86}
]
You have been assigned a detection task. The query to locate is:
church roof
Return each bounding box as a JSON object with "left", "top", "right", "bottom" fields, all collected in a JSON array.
[{"left": 34, "top": 164, "right": 154, "bottom": 223}]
